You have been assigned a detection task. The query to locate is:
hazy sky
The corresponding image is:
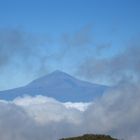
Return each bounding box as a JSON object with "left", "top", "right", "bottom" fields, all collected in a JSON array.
[{"left": 0, "top": 0, "right": 140, "bottom": 90}]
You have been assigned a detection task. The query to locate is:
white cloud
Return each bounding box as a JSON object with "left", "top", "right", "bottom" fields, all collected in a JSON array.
[
  {"left": 13, "top": 95, "right": 84, "bottom": 124},
  {"left": 63, "top": 102, "right": 91, "bottom": 111},
  {"left": 0, "top": 84, "right": 140, "bottom": 140}
]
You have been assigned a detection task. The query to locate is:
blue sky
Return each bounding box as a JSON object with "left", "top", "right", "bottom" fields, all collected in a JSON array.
[{"left": 0, "top": 0, "right": 140, "bottom": 90}]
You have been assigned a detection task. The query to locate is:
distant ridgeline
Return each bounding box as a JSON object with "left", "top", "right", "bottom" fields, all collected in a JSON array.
[
  {"left": 0, "top": 70, "right": 108, "bottom": 102},
  {"left": 60, "top": 134, "right": 118, "bottom": 140}
]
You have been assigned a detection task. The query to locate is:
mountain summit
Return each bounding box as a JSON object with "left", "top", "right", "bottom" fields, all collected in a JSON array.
[
  {"left": 0, "top": 70, "right": 108, "bottom": 102},
  {"left": 28, "top": 70, "right": 78, "bottom": 87}
]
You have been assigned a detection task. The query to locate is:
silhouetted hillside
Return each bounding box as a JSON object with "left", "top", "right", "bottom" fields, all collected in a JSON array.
[{"left": 60, "top": 134, "right": 118, "bottom": 140}]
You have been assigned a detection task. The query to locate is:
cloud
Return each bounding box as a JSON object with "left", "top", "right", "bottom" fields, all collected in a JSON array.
[
  {"left": 64, "top": 102, "right": 91, "bottom": 112},
  {"left": 0, "top": 28, "right": 52, "bottom": 90},
  {"left": 0, "top": 84, "right": 139, "bottom": 140},
  {"left": 0, "top": 26, "right": 95, "bottom": 90},
  {"left": 0, "top": 28, "right": 54, "bottom": 71},
  {"left": 0, "top": 27, "right": 139, "bottom": 140},
  {"left": 95, "top": 42, "right": 112, "bottom": 55},
  {"left": 0, "top": 96, "right": 85, "bottom": 140},
  {"left": 60, "top": 24, "right": 93, "bottom": 48},
  {"left": 77, "top": 45, "right": 140, "bottom": 85},
  {"left": 13, "top": 96, "right": 84, "bottom": 124},
  {"left": 84, "top": 84, "right": 140, "bottom": 140},
  {"left": 0, "top": 26, "right": 112, "bottom": 90}
]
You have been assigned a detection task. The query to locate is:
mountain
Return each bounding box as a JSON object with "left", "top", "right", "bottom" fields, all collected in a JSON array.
[
  {"left": 0, "top": 70, "right": 108, "bottom": 102},
  {"left": 60, "top": 134, "right": 118, "bottom": 140}
]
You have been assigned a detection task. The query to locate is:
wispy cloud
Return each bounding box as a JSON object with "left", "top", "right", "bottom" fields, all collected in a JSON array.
[
  {"left": 0, "top": 28, "right": 52, "bottom": 89},
  {"left": 77, "top": 45, "right": 140, "bottom": 85}
]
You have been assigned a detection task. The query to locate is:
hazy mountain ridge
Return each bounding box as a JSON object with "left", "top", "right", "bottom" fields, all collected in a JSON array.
[{"left": 0, "top": 70, "right": 109, "bottom": 102}]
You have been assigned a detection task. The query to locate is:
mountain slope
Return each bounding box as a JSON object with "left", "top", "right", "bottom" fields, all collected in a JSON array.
[{"left": 0, "top": 70, "right": 109, "bottom": 102}]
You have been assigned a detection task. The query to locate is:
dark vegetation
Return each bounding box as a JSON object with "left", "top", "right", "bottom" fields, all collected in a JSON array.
[{"left": 60, "top": 134, "right": 118, "bottom": 140}]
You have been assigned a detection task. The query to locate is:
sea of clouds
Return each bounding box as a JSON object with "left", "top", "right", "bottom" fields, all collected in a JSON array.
[{"left": 0, "top": 82, "right": 140, "bottom": 140}]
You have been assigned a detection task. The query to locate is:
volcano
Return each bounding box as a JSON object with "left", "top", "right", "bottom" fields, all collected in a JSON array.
[{"left": 0, "top": 70, "right": 108, "bottom": 102}]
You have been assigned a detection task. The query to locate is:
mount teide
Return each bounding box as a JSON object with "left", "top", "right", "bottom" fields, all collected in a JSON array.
[{"left": 0, "top": 70, "right": 108, "bottom": 102}]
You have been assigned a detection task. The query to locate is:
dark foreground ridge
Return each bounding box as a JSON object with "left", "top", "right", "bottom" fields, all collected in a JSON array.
[{"left": 60, "top": 134, "right": 118, "bottom": 140}]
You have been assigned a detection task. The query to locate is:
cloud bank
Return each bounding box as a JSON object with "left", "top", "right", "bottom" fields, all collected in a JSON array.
[{"left": 0, "top": 83, "right": 140, "bottom": 140}]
